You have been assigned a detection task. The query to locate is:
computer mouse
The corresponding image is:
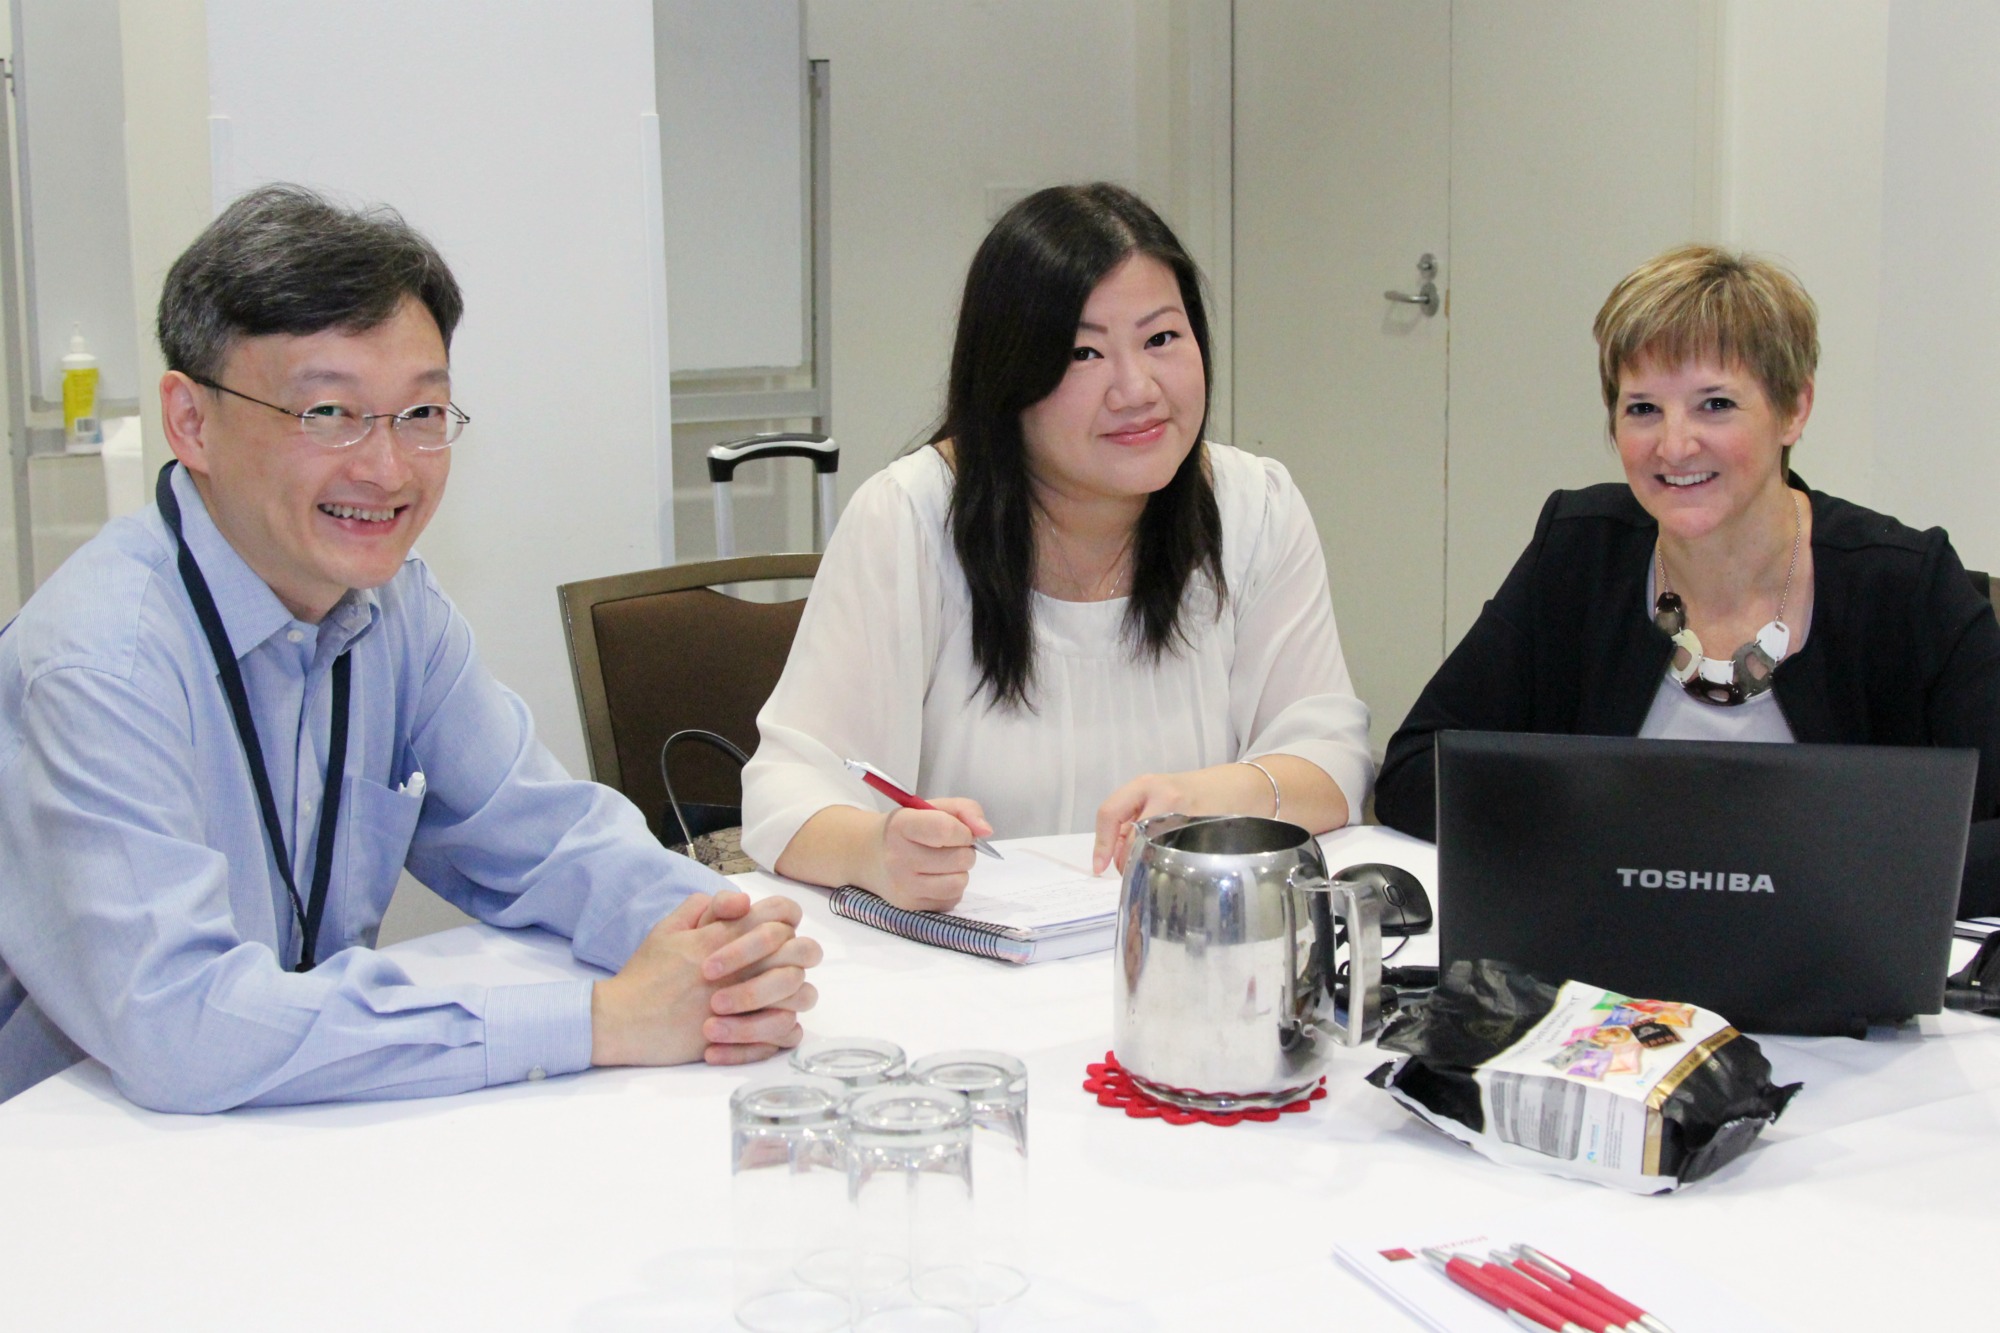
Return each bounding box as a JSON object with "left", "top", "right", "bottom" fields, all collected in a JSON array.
[{"left": 1331, "top": 862, "right": 1434, "bottom": 937}]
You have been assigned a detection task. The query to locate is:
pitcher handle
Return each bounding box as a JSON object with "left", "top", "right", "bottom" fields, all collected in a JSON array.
[{"left": 1328, "top": 876, "right": 1385, "bottom": 1046}]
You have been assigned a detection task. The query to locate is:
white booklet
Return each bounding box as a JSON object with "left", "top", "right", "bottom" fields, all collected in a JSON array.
[
  {"left": 1333, "top": 1212, "right": 1783, "bottom": 1332},
  {"left": 828, "top": 832, "right": 1119, "bottom": 964}
]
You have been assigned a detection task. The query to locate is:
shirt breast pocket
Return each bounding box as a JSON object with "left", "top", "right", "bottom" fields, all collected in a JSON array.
[{"left": 332, "top": 774, "right": 426, "bottom": 952}]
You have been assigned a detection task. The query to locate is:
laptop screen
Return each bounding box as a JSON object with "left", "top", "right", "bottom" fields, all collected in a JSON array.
[{"left": 1435, "top": 731, "right": 1975, "bottom": 1036}]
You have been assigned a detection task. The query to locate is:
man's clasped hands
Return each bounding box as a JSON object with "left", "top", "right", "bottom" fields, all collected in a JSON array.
[{"left": 592, "top": 891, "right": 823, "bottom": 1069}]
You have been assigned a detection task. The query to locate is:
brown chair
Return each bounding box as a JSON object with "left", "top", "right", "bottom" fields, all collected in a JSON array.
[
  {"left": 557, "top": 553, "right": 818, "bottom": 847},
  {"left": 1971, "top": 569, "right": 2000, "bottom": 621}
]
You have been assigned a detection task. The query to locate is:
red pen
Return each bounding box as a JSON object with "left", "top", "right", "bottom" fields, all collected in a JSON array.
[
  {"left": 1514, "top": 1246, "right": 1674, "bottom": 1333},
  {"left": 1484, "top": 1252, "right": 1630, "bottom": 1333},
  {"left": 843, "top": 758, "right": 1002, "bottom": 859},
  {"left": 1421, "top": 1248, "right": 1590, "bottom": 1333},
  {"left": 1499, "top": 1252, "right": 1641, "bottom": 1333}
]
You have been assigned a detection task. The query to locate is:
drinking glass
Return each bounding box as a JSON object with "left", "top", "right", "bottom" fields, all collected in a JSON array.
[
  {"left": 789, "top": 1035, "right": 908, "bottom": 1090},
  {"left": 908, "top": 1049, "right": 1031, "bottom": 1305},
  {"left": 844, "top": 1085, "right": 978, "bottom": 1331},
  {"left": 729, "top": 1074, "right": 851, "bottom": 1333}
]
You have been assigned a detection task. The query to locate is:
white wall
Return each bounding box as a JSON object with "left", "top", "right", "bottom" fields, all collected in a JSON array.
[
  {"left": 658, "top": 0, "right": 807, "bottom": 372},
  {"left": 12, "top": 0, "right": 142, "bottom": 407},
  {"left": 803, "top": 0, "right": 1168, "bottom": 496},
  {"left": 1713, "top": 0, "right": 1999, "bottom": 568},
  {"left": 1874, "top": 1, "right": 2000, "bottom": 571},
  {"left": 1717, "top": 0, "right": 1891, "bottom": 509},
  {"left": 118, "top": 0, "right": 210, "bottom": 486},
  {"left": 207, "top": 0, "right": 671, "bottom": 780}
]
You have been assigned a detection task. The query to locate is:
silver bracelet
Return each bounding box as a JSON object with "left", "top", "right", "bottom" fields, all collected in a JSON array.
[{"left": 1237, "top": 759, "right": 1280, "bottom": 818}]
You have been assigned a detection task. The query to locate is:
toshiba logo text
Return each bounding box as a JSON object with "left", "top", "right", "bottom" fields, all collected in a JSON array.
[{"left": 1614, "top": 868, "right": 1776, "bottom": 893}]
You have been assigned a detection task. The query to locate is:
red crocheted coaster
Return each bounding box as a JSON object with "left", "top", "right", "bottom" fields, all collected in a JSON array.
[{"left": 1083, "top": 1050, "right": 1326, "bottom": 1126}]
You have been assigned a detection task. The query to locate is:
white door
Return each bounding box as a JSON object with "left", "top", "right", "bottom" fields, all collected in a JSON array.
[
  {"left": 1444, "top": 3, "right": 1715, "bottom": 645},
  {"left": 1233, "top": 0, "right": 1450, "bottom": 757},
  {"left": 1234, "top": 1, "right": 1715, "bottom": 755}
]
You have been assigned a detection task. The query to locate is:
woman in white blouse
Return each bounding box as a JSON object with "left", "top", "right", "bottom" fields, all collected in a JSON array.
[{"left": 740, "top": 183, "right": 1372, "bottom": 910}]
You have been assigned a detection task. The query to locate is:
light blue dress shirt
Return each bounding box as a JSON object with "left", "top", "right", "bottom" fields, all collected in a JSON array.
[{"left": 0, "top": 465, "right": 724, "bottom": 1111}]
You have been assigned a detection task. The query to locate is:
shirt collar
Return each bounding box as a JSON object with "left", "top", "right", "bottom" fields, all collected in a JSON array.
[{"left": 165, "top": 463, "right": 381, "bottom": 662}]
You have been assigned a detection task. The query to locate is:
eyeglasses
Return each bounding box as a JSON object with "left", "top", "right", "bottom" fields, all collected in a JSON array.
[{"left": 194, "top": 377, "right": 470, "bottom": 451}]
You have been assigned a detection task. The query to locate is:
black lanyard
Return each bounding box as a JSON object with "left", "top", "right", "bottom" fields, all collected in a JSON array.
[{"left": 156, "top": 462, "right": 351, "bottom": 972}]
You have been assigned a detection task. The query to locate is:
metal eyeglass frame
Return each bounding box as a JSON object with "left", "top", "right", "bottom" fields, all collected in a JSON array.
[{"left": 191, "top": 376, "right": 470, "bottom": 450}]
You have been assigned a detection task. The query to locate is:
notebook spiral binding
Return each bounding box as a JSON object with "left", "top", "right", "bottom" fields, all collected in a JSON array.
[{"left": 829, "top": 887, "right": 1033, "bottom": 964}]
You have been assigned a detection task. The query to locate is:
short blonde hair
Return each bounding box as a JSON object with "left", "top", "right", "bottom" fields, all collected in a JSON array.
[{"left": 1593, "top": 244, "right": 1818, "bottom": 437}]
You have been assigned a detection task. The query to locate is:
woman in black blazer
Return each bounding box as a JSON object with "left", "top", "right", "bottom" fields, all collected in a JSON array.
[{"left": 1375, "top": 244, "right": 2000, "bottom": 917}]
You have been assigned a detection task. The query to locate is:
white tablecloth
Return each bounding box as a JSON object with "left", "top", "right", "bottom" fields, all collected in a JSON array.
[{"left": 2, "top": 824, "right": 1996, "bottom": 1330}]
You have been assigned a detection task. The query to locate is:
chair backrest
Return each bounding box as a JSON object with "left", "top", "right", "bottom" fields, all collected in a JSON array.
[
  {"left": 558, "top": 553, "right": 819, "bottom": 844},
  {"left": 1971, "top": 568, "right": 1999, "bottom": 620}
]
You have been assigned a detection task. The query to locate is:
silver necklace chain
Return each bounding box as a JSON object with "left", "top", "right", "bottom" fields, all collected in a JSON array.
[
  {"left": 1036, "top": 512, "right": 1135, "bottom": 600},
  {"left": 1657, "top": 489, "right": 1803, "bottom": 625}
]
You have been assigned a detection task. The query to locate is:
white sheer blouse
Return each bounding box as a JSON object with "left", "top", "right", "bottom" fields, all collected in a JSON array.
[{"left": 738, "top": 443, "right": 1374, "bottom": 869}]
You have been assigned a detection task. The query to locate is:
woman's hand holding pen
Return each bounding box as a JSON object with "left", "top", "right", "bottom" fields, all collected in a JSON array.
[
  {"left": 773, "top": 798, "right": 993, "bottom": 912},
  {"left": 874, "top": 800, "right": 994, "bottom": 912}
]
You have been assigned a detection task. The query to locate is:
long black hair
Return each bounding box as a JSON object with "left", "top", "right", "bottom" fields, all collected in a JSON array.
[{"left": 932, "top": 182, "right": 1224, "bottom": 711}]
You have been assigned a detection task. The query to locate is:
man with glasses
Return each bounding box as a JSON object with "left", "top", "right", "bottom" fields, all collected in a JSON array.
[{"left": 0, "top": 185, "right": 821, "bottom": 1110}]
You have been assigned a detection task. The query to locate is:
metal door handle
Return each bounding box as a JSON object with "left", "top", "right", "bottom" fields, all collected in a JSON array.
[
  {"left": 1384, "top": 252, "right": 1440, "bottom": 317},
  {"left": 1382, "top": 281, "right": 1439, "bottom": 316}
]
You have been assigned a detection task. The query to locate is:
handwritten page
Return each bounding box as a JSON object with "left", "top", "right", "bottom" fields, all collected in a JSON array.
[{"left": 944, "top": 833, "right": 1120, "bottom": 935}]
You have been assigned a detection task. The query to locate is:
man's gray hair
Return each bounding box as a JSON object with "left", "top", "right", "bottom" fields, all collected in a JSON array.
[{"left": 157, "top": 184, "right": 464, "bottom": 382}]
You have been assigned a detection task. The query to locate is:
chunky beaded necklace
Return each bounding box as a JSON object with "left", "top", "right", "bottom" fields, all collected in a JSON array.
[{"left": 1651, "top": 490, "right": 1802, "bottom": 706}]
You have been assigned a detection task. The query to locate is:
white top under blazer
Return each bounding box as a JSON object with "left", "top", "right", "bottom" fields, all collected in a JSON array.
[{"left": 738, "top": 442, "right": 1374, "bottom": 868}]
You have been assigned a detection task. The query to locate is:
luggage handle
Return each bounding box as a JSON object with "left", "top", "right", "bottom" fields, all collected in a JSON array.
[
  {"left": 705, "top": 433, "right": 838, "bottom": 482},
  {"left": 707, "top": 433, "right": 840, "bottom": 556}
]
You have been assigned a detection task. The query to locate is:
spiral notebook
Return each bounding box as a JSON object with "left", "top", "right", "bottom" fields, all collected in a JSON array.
[{"left": 828, "top": 832, "right": 1119, "bottom": 964}]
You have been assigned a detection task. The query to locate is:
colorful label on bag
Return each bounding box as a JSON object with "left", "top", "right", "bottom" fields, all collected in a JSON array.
[{"left": 1473, "top": 981, "right": 1736, "bottom": 1184}]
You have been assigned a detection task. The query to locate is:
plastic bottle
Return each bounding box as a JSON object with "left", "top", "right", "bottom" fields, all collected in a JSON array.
[{"left": 61, "top": 324, "right": 103, "bottom": 449}]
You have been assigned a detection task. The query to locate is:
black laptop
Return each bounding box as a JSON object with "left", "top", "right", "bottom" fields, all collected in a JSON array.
[{"left": 1436, "top": 731, "right": 1976, "bottom": 1036}]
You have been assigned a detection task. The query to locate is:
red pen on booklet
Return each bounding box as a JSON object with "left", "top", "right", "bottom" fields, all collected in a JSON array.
[
  {"left": 1512, "top": 1246, "right": 1675, "bottom": 1333},
  {"left": 843, "top": 758, "right": 1002, "bottom": 859},
  {"left": 1484, "top": 1250, "right": 1635, "bottom": 1333},
  {"left": 1421, "top": 1248, "right": 1590, "bottom": 1333}
]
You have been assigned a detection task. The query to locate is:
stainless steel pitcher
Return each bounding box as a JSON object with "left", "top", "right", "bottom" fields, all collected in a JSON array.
[{"left": 1112, "top": 814, "right": 1385, "bottom": 1112}]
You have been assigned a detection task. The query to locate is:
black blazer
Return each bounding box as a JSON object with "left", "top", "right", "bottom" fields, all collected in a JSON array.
[{"left": 1375, "top": 479, "right": 2000, "bottom": 917}]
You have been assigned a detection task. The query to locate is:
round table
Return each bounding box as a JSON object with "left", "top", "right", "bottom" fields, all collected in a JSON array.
[{"left": 2, "top": 825, "right": 1995, "bottom": 1330}]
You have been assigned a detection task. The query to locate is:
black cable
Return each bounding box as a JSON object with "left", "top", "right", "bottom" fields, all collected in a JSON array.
[{"left": 659, "top": 728, "right": 750, "bottom": 851}]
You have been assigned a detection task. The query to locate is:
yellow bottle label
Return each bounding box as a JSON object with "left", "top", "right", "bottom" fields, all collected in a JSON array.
[{"left": 63, "top": 366, "right": 102, "bottom": 445}]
